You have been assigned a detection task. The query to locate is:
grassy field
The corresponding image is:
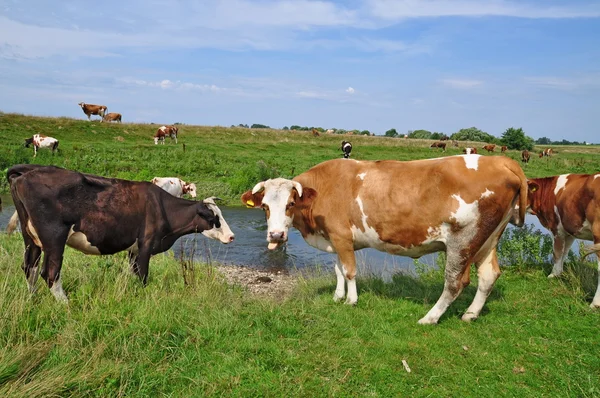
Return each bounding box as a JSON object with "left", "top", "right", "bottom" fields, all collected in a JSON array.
[
  {"left": 1, "top": 113, "right": 600, "bottom": 397},
  {"left": 2, "top": 112, "right": 600, "bottom": 203}
]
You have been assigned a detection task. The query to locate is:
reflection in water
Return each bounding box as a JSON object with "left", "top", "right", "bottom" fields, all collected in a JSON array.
[{"left": 0, "top": 193, "right": 579, "bottom": 278}]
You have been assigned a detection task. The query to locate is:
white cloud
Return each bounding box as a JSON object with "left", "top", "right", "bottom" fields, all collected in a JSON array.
[
  {"left": 441, "top": 78, "right": 484, "bottom": 89},
  {"left": 346, "top": 87, "right": 355, "bottom": 94},
  {"left": 368, "top": 0, "right": 600, "bottom": 20}
]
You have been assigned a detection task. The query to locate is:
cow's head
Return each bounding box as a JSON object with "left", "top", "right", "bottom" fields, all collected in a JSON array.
[
  {"left": 24, "top": 137, "right": 34, "bottom": 148},
  {"left": 183, "top": 182, "right": 197, "bottom": 198},
  {"left": 201, "top": 197, "right": 235, "bottom": 244},
  {"left": 241, "top": 178, "right": 317, "bottom": 250},
  {"left": 78, "top": 102, "right": 85, "bottom": 109},
  {"left": 525, "top": 180, "right": 540, "bottom": 215}
]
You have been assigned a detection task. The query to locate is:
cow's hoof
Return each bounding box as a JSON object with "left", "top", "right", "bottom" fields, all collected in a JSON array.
[
  {"left": 547, "top": 273, "right": 560, "bottom": 279},
  {"left": 344, "top": 298, "right": 357, "bottom": 306},
  {"left": 417, "top": 317, "right": 437, "bottom": 325},
  {"left": 333, "top": 292, "right": 345, "bottom": 302},
  {"left": 590, "top": 302, "right": 600, "bottom": 309},
  {"left": 461, "top": 312, "right": 478, "bottom": 322}
]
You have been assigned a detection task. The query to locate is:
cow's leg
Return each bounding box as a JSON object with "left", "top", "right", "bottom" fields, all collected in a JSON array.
[
  {"left": 418, "top": 249, "right": 468, "bottom": 325},
  {"left": 592, "top": 253, "right": 600, "bottom": 308},
  {"left": 132, "top": 247, "right": 152, "bottom": 285},
  {"left": 332, "top": 241, "right": 358, "bottom": 305},
  {"left": 128, "top": 250, "right": 139, "bottom": 275},
  {"left": 333, "top": 263, "right": 345, "bottom": 302},
  {"left": 23, "top": 238, "right": 42, "bottom": 292},
  {"left": 462, "top": 248, "right": 501, "bottom": 322},
  {"left": 549, "top": 235, "right": 575, "bottom": 278},
  {"left": 38, "top": 228, "right": 69, "bottom": 302}
]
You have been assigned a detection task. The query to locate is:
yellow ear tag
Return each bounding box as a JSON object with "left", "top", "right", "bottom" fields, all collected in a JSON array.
[{"left": 246, "top": 199, "right": 254, "bottom": 208}]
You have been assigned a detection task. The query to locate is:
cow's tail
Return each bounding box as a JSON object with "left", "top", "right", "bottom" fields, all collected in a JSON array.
[
  {"left": 581, "top": 243, "right": 600, "bottom": 258},
  {"left": 7, "top": 210, "right": 19, "bottom": 235},
  {"left": 505, "top": 159, "right": 527, "bottom": 227}
]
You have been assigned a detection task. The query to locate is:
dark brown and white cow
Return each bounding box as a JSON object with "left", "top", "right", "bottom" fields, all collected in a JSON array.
[
  {"left": 521, "top": 150, "right": 530, "bottom": 164},
  {"left": 78, "top": 102, "right": 107, "bottom": 121},
  {"left": 341, "top": 141, "right": 352, "bottom": 159},
  {"left": 7, "top": 164, "right": 234, "bottom": 302},
  {"left": 154, "top": 125, "right": 179, "bottom": 144},
  {"left": 526, "top": 174, "right": 600, "bottom": 307},
  {"left": 430, "top": 142, "right": 446, "bottom": 151},
  {"left": 24, "top": 134, "right": 59, "bottom": 157},
  {"left": 242, "top": 156, "right": 527, "bottom": 324},
  {"left": 482, "top": 144, "right": 496, "bottom": 153},
  {"left": 103, "top": 112, "right": 122, "bottom": 123},
  {"left": 539, "top": 148, "right": 553, "bottom": 158},
  {"left": 462, "top": 147, "right": 477, "bottom": 155},
  {"left": 501, "top": 146, "right": 508, "bottom": 153}
]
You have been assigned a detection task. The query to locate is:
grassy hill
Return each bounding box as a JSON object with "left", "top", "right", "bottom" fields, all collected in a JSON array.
[{"left": 3, "top": 112, "right": 600, "bottom": 203}]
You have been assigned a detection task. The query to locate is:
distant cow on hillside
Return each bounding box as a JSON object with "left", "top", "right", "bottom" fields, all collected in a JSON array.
[
  {"left": 501, "top": 146, "right": 508, "bottom": 153},
  {"left": 539, "top": 148, "right": 553, "bottom": 158},
  {"left": 78, "top": 102, "right": 107, "bottom": 121},
  {"left": 482, "top": 144, "right": 496, "bottom": 153},
  {"left": 24, "top": 134, "right": 59, "bottom": 157},
  {"left": 340, "top": 141, "right": 352, "bottom": 159},
  {"left": 312, "top": 129, "right": 321, "bottom": 137},
  {"left": 154, "top": 125, "right": 179, "bottom": 144},
  {"left": 521, "top": 150, "right": 530, "bottom": 164},
  {"left": 462, "top": 147, "right": 477, "bottom": 155},
  {"left": 103, "top": 113, "right": 122, "bottom": 123},
  {"left": 430, "top": 142, "right": 446, "bottom": 151}
]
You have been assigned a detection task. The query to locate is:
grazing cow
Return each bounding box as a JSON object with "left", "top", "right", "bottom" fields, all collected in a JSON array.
[
  {"left": 312, "top": 128, "right": 321, "bottom": 137},
  {"left": 539, "top": 148, "right": 553, "bottom": 158},
  {"left": 462, "top": 147, "right": 477, "bottom": 155},
  {"left": 7, "top": 164, "right": 234, "bottom": 302},
  {"left": 103, "top": 113, "right": 122, "bottom": 123},
  {"left": 340, "top": 141, "right": 353, "bottom": 159},
  {"left": 78, "top": 102, "right": 107, "bottom": 121},
  {"left": 325, "top": 129, "right": 335, "bottom": 134},
  {"left": 154, "top": 125, "right": 178, "bottom": 145},
  {"left": 24, "top": 134, "right": 59, "bottom": 157},
  {"left": 242, "top": 156, "right": 527, "bottom": 324},
  {"left": 430, "top": 142, "right": 446, "bottom": 152},
  {"left": 151, "top": 177, "right": 197, "bottom": 198},
  {"left": 501, "top": 146, "right": 508, "bottom": 153},
  {"left": 526, "top": 174, "right": 600, "bottom": 308},
  {"left": 521, "top": 150, "right": 530, "bottom": 164},
  {"left": 482, "top": 144, "right": 496, "bottom": 153}
]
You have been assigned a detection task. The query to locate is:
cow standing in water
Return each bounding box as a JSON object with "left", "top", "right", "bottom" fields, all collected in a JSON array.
[
  {"left": 526, "top": 174, "right": 600, "bottom": 308},
  {"left": 341, "top": 141, "right": 352, "bottom": 159},
  {"left": 242, "top": 156, "right": 527, "bottom": 324},
  {"left": 7, "top": 164, "right": 234, "bottom": 302},
  {"left": 24, "top": 134, "right": 59, "bottom": 157}
]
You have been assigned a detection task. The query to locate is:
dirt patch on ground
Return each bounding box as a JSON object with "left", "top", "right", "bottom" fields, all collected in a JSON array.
[{"left": 216, "top": 265, "right": 299, "bottom": 300}]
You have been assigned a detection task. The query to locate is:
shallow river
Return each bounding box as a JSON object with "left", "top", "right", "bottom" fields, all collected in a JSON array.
[{"left": 0, "top": 193, "right": 570, "bottom": 277}]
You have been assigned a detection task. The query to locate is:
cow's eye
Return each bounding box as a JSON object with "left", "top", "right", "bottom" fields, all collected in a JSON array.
[
  {"left": 287, "top": 201, "right": 295, "bottom": 208},
  {"left": 261, "top": 204, "right": 268, "bottom": 211}
]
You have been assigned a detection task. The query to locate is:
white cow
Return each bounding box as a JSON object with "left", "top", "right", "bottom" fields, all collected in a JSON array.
[
  {"left": 151, "top": 177, "right": 197, "bottom": 198},
  {"left": 24, "top": 134, "right": 59, "bottom": 157}
]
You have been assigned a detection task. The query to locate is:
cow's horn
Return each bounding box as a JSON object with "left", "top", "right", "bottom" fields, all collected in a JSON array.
[
  {"left": 292, "top": 181, "right": 303, "bottom": 197},
  {"left": 251, "top": 181, "right": 266, "bottom": 194}
]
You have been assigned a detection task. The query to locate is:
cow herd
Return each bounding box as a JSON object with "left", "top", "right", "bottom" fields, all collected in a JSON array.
[{"left": 6, "top": 114, "right": 599, "bottom": 324}]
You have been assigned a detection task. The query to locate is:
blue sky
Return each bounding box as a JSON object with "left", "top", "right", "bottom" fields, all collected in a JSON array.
[{"left": 1, "top": 0, "right": 599, "bottom": 141}]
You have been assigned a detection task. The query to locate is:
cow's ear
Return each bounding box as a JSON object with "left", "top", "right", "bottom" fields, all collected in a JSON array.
[
  {"left": 527, "top": 180, "right": 540, "bottom": 193},
  {"left": 241, "top": 190, "right": 263, "bottom": 208},
  {"left": 296, "top": 187, "right": 317, "bottom": 208}
]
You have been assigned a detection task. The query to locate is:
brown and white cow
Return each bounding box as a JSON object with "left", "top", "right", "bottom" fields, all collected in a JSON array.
[
  {"left": 430, "top": 142, "right": 446, "bottom": 151},
  {"left": 539, "top": 148, "right": 553, "bottom": 158},
  {"left": 526, "top": 174, "right": 600, "bottom": 307},
  {"left": 501, "top": 146, "right": 508, "bottom": 153},
  {"left": 7, "top": 164, "right": 234, "bottom": 302},
  {"left": 521, "top": 150, "right": 530, "bottom": 164},
  {"left": 103, "top": 112, "right": 122, "bottom": 123},
  {"left": 482, "top": 144, "right": 496, "bottom": 153},
  {"left": 24, "top": 134, "right": 59, "bottom": 157},
  {"left": 151, "top": 177, "right": 197, "bottom": 198},
  {"left": 242, "top": 156, "right": 527, "bottom": 324},
  {"left": 154, "top": 125, "right": 179, "bottom": 144},
  {"left": 312, "top": 128, "right": 321, "bottom": 137},
  {"left": 462, "top": 147, "right": 477, "bottom": 155},
  {"left": 78, "top": 102, "right": 107, "bottom": 121}
]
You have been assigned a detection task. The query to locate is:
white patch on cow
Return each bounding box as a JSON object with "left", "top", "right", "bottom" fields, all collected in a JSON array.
[
  {"left": 594, "top": 174, "right": 600, "bottom": 180},
  {"left": 576, "top": 219, "right": 593, "bottom": 241},
  {"left": 159, "top": 126, "right": 167, "bottom": 132},
  {"left": 66, "top": 226, "right": 101, "bottom": 255},
  {"left": 357, "top": 172, "right": 366, "bottom": 180},
  {"left": 255, "top": 178, "right": 297, "bottom": 244},
  {"left": 450, "top": 194, "right": 478, "bottom": 226},
  {"left": 480, "top": 189, "right": 494, "bottom": 199},
  {"left": 26, "top": 220, "right": 43, "bottom": 248},
  {"left": 351, "top": 196, "right": 382, "bottom": 247},
  {"left": 201, "top": 201, "right": 235, "bottom": 244},
  {"left": 346, "top": 275, "right": 358, "bottom": 305},
  {"left": 554, "top": 174, "right": 569, "bottom": 195},
  {"left": 462, "top": 154, "right": 480, "bottom": 170},
  {"left": 50, "top": 276, "right": 68, "bottom": 303},
  {"left": 333, "top": 264, "right": 345, "bottom": 301},
  {"left": 305, "top": 233, "right": 336, "bottom": 252}
]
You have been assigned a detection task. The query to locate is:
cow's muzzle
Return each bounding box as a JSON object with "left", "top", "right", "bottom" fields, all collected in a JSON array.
[{"left": 267, "top": 231, "right": 286, "bottom": 250}]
